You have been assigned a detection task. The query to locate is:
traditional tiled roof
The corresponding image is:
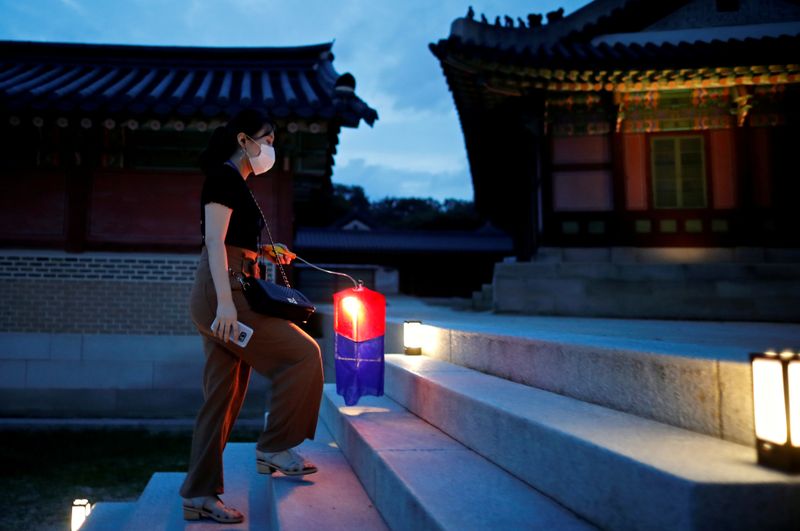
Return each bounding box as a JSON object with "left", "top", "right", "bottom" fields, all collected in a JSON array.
[
  {"left": 0, "top": 40, "right": 378, "bottom": 127},
  {"left": 431, "top": 2, "right": 800, "bottom": 91},
  {"left": 434, "top": 23, "right": 800, "bottom": 70},
  {"left": 442, "top": 0, "right": 800, "bottom": 52}
]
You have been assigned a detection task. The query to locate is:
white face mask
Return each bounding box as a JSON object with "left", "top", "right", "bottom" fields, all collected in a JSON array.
[{"left": 246, "top": 138, "right": 276, "bottom": 175}]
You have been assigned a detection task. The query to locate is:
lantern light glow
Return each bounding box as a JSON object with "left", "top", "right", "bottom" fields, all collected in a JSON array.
[
  {"left": 71, "top": 499, "right": 92, "bottom": 531},
  {"left": 404, "top": 320, "right": 423, "bottom": 355},
  {"left": 341, "top": 296, "right": 362, "bottom": 321},
  {"left": 751, "top": 350, "right": 800, "bottom": 472},
  {"left": 753, "top": 357, "right": 788, "bottom": 445},
  {"left": 789, "top": 363, "right": 800, "bottom": 446}
]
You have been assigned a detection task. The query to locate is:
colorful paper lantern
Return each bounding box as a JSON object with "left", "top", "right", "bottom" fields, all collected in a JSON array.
[
  {"left": 334, "top": 285, "right": 386, "bottom": 405},
  {"left": 751, "top": 350, "right": 800, "bottom": 472}
]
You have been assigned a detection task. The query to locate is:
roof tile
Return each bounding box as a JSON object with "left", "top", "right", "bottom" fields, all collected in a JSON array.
[{"left": 0, "top": 40, "right": 378, "bottom": 126}]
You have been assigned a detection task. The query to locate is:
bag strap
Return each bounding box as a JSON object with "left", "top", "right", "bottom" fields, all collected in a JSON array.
[
  {"left": 224, "top": 160, "right": 292, "bottom": 289},
  {"left": 247, "top": 185, "right": 292, "bottom": 289}
]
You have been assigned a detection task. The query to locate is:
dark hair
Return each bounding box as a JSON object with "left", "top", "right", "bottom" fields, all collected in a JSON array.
[{"left": 199, "top": 108, "right": 274, "bottom": 169}]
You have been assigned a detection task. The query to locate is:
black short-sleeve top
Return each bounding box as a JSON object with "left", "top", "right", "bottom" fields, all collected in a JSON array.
[{"left": 199, "top": 163, "right": 263, "bottom": 252}]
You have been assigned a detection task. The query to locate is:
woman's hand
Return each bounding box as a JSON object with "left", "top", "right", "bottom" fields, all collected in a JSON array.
[
  {"left": 204, "top": 202, "right": 238, "bottom": 343},
  {"left": 212, "top": 299, "right": 239, "bottom": 343},
  {"left": 262, "top": 243, "right": 297, "bottom": 265}
]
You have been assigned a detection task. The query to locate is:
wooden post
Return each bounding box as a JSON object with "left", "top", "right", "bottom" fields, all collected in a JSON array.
[
  {"left": 517, "top": 89, "right": 546, "bottom": 261},
  {"left": 733, "top": 118, "right": 753, "bottom": 245},
  {"left": 63, "top": 168, "right": 91, "bottom": 253},
  {"left": 63, "top": 127, "right": 91, "bottom": 253}
]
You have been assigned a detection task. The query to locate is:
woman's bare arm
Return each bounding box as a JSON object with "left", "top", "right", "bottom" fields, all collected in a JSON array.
[{"left": 204, "top": 202, "right": 238, "bottom": 342}]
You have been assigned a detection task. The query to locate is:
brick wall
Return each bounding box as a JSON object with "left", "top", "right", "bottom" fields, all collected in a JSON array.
[
  {"left": 0, "top": 251, "right": 200, "bottom": 334},
  {"left": 0, "top": 250, "right": 301, "bottom": 418}
]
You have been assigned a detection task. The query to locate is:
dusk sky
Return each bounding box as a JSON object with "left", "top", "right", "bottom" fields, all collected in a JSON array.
[{"left": 0, "top": 0, "right": 591, "bottom": 201}]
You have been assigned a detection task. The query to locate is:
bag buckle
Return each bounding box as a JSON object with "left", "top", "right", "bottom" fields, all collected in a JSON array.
[{"left": 228, "top": 267, "right": 247, "bottom": 289}]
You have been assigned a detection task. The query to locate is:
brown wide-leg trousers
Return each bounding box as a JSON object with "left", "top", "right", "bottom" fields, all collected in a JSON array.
[{"left": 179, "top": 245, "right": 323, "bottom": 499}]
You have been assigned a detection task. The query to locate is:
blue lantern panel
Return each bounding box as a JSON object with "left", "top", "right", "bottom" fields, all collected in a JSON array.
[{"left": 335, "top": 334, "right": 384, "bottom": 406}]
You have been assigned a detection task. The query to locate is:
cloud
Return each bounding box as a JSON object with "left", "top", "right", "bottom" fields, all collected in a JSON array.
[
  {"left": 333, "top": 158, "right": 473, "bottom": 202},
  {"left": 334, "top": 125, "right": 468, "bottom": 174},
  {"left": 58, "top": 0, "right": 86, "bottom": 15}
]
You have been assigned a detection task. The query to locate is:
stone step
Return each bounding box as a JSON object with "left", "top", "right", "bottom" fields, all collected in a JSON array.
[
  {"left": 492, "top": 261, "right": 800, "bottom": 321},
  {"left": 534, "top": 246, "right": 800, "bottom": 264},
  {"left": 117, "top": 419, "right": 385, "bottom": 530},
  {"left": 269, "top": 432, "right": 389, "bottom": 531},
  {"left": 378, "top": 316, "right": 785, "bottom": 446},
  {"left": 122, "top": 472, "right": 201, "bottom": 531},
  {"left": 383, "top": 354, "right": 800, "bottom": 531},
  {"left": 499, "top": 261, "right": 800, "bottom": 280},
  {"left": 81, "top": 501, "right": 136, "bottom": 531},
  {"left": 320, "top": 384, "right": 595, "bottom": 531}
]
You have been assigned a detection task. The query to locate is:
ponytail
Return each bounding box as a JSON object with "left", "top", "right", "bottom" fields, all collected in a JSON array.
[{"left": 199, "top": 125, "right": 236, "bottom": 170}]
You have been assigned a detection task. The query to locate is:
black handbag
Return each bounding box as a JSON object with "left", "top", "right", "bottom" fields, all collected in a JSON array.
[
  {"left": 239, "top": 275, "right": 315, "bottom": 324},
  {"left": 233, "top": 185, "right": 316, "bottom": 324}
]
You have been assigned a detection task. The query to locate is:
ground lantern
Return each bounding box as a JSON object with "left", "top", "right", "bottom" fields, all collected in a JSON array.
[{"left": 751, "top": 350, "right": 800, "bottom": 472}]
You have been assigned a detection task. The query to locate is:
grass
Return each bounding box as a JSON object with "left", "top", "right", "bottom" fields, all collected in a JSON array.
[{"left": 0, "top": 425, "right": 263, "bottom": 531}]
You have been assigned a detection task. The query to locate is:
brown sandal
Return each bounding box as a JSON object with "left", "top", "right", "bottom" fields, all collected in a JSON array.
[
  {"left": 182, "top": 494, "right": 244, "bottom": 523},
  {"left": 256, "top": 447, "right": 318, "bottom": 476}
]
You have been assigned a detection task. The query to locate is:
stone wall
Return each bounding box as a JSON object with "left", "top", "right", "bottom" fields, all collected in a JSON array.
[
  {"left": 0, "top": 250, "right": 198, "bottom": 334},
  {"left": 0, "top": 249, "right": 295, "bottom": 418},
  {"left": 0, "top": 333, "right": 271, "bottom": 418}
]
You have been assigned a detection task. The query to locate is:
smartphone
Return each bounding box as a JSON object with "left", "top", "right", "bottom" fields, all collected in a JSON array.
[{"left": 210, "top": 319, "right": 254, "bottom": 348}]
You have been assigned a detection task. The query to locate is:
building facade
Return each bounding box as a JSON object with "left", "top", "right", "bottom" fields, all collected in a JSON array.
[
  {"left": 0, "top": 40, "right": 377, "bottom": 417},
  {"left": 0, "top": 40, "right": 377, "bottom": 253},
  {"left": 431, "top": 0, "right": 800, "bottom": 260}
]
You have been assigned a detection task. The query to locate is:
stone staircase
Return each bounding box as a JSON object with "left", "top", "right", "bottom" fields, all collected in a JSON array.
[
  {"left": 83, "top": 301, "right": 800, "bottom": 530},
  {"left": 470, "top": 282, "right": 493, "bottom": 311},
  {"left": 374, "top": 355, "right": 800, "bottom": 530},
  {"left": 491, "top": 246, "right": 800, "bottom": 322},
  {"left": 81, "top": 420, "right": 387, "bottom": 531},
  {"left": 320, "top": 384, "right": 593, "bottom": 530}
]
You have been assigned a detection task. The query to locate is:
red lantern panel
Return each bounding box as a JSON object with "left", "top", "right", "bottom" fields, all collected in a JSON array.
[{"left": 334, "top": 286, "right": 386, "bottom": 343}]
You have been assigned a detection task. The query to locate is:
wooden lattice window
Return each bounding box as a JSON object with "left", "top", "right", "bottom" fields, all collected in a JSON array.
[
  {"left": 650, "top": 136, "right": 707, "bottom": 209},
  {"left": 127, "top": 130, "right": 210, "bottom": 170}
]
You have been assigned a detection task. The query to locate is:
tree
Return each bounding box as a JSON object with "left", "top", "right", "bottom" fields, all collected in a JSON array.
[
  {"left": 332, "top": 184, "right": 369, "bottom": 212},
  {"left": 297, "top": 183, "right": 369, "bottom": 227},
  {"left": 370, "top": 197, "right": 441, "bottom": 229},
  {"left": 369, "top": 197, "right": 481, "bottom": 230},
  {"left": 297, "top": 184, "right": 482, "bottom": 231}
]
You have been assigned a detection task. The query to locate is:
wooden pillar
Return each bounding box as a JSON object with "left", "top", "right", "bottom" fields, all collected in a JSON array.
[
  {"left": 771, "top": 124, "right": 800, "bottom": 245},
  {"left": 610, "top": 131, "right": 627, "bottom": 245},
  {"left": 62, "top": 125, "right": 92, "bottom": 253},
  {"left": 516, "top": 89, "right": 546, "bottom": 261},
  {"left": 467, "top": 91, "right": 543, "bottom": 261},
  {"left": 771, "top": 86, "right": 800, "bottom": 245},
  {"left": 63, "top": 169, "right": 91, "bottom": 252},
  {"left": 732, "top": 119, "right": 753, "bottom": 245},
  {"left": 607, "top": 91, "right": 627, "bottom": 246}
]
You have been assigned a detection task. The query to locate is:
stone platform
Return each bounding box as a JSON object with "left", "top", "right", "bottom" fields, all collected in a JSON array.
[{"left": 37, "top": 296, "right": 800, "bottom": 529}]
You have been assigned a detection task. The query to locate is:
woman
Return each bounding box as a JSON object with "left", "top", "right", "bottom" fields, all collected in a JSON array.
[{"left": 179, "top": 108, "right": 324, "bottom": 524}]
